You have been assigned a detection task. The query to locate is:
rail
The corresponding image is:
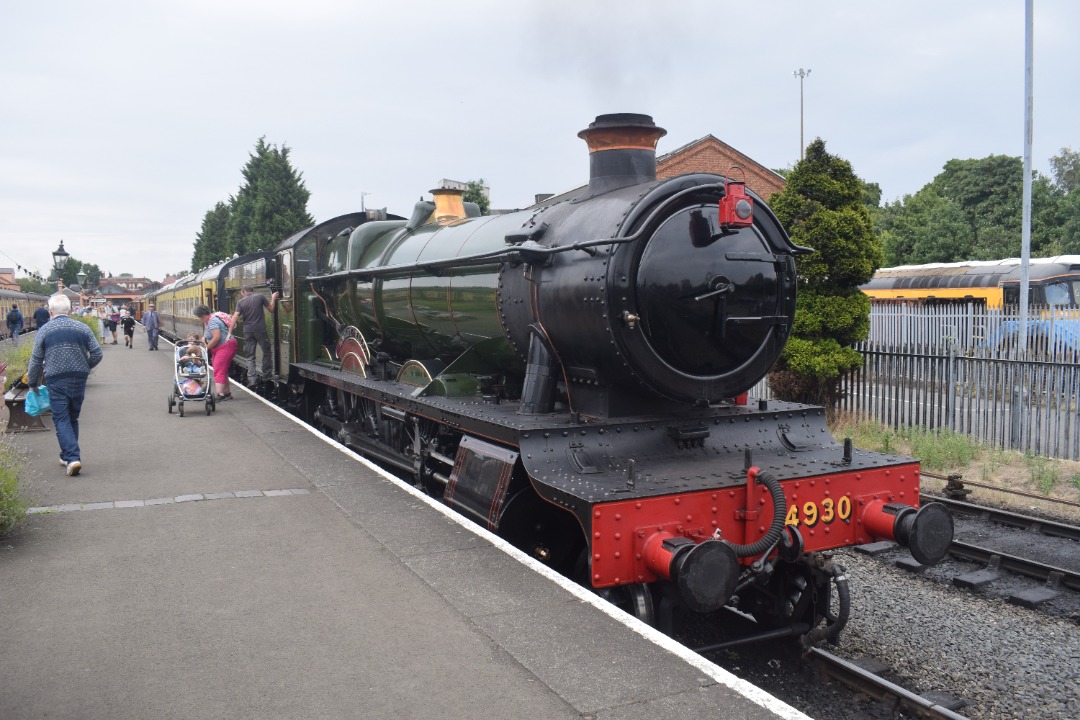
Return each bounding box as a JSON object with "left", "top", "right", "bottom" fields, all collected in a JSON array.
[{"left": 807, "top": 648, "right": 970, "bottom": 719}]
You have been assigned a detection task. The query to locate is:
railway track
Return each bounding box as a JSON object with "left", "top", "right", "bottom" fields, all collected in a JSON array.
[{"left": 806, "top": 648, "right": 970, "bottom": 719}]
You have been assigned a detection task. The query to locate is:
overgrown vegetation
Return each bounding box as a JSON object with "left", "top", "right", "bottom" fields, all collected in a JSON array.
[
  {"left": 0, "top": 434, "right": 29, "bottom": 536},
  {"left": 1, "top": 342, "right": 34, "bottom": 392},
  {"left": 830, "top": 414, "right": 1080, "bottom": 521}
]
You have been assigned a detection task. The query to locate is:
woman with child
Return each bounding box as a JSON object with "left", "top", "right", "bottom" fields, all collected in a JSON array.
[{"left": 194, "top": 305, "right": 236, "bottom": 401}]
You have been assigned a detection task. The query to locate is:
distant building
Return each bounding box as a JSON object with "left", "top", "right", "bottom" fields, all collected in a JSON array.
[
  {"left": 0, "top": 268, "right": 18, "bottom": 291},
  {"left": 439, "top": 178, "right": 489, "bottom": 199}
]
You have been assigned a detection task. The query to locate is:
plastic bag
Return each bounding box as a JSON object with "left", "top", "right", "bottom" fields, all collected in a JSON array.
[{"left": 25, "top": 386, "right": 50, "bottom": 416}]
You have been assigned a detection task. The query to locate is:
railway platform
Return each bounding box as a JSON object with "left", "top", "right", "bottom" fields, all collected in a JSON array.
[{"left": 0, "top": 333, "right": 807, "bottom": 720}]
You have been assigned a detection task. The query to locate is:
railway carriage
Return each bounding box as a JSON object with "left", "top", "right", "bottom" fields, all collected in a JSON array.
[
  {"left": 862, "top": 257, "right": 1080, "bottom": 308},
  {"left": 1, "top": 288, "right": 50, "bottom": 335}
]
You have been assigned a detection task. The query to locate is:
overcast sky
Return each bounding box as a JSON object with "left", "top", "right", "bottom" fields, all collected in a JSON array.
[{"left": 2, "top": 0, "right": 1076, "bottom": 283}]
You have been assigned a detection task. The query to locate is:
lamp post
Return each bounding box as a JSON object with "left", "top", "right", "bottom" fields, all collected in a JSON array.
[
  {"left": 77, "top": 271, "right": 88, "bottom": 311},
  {"left": 793, "top": 68, "right": 811, "bottom": 162},
  {"left": 52, "top": 241, "right": 70, "bottom": 293}
]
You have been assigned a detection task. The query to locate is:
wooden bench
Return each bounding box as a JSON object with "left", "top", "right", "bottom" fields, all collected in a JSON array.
[{"left": 2, "top": 386, "right": 47, "bottom": 433}]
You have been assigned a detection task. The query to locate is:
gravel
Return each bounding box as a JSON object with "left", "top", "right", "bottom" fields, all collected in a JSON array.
[{"left": 703, "top": 548, "right": 1080, "bottom": 718}]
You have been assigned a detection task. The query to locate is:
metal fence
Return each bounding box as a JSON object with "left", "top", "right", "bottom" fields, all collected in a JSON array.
[{"left": 750, "top": 304, "right": 1080, "bottom": 460}]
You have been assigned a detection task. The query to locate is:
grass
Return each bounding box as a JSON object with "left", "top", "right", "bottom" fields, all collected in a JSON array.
[
  {"left": 831, "top": 412, "right": 1080, "bottom": 522},
  {"left": 0, "top": 433, "right": 29, "bottom": 536},
  {"left": 1, "top": 342, "right": 34, "bottom": 392}
]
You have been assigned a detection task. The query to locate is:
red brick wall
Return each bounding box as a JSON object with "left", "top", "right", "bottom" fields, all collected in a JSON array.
[{"left": 657, "top": 138, "right": 785, "bottom": 200}]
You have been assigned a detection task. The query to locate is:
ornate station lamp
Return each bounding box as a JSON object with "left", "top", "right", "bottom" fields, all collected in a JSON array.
[{"left": 52, "top": 240, "right": 70, "bottom": 292}]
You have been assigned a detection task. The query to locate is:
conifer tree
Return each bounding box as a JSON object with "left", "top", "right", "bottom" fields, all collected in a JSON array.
[
  {"left": 225, "top": 137, "right": 314, "bottom": 256},
  {"left": 192, "top": 201, "right": 232, "bottom": 271},
  {"left": 767, "top": 138, "right": 883, "bottom": 410}
]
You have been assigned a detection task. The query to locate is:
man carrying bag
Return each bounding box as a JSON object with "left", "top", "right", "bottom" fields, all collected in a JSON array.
[{"left": 27, "top": 294, "right": 103, "bottom": 477}]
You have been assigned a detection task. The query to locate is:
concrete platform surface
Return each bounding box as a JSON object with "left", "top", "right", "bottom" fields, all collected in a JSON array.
[{"left": 0, "top": 332, "right": 808, "bottom": 720}]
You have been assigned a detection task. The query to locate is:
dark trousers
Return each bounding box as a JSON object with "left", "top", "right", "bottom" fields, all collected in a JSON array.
[
  {"left": 147, "top": 328, "right": 159, "bottom": 349},
  {"left": 245, "top": 330, "right": 272, "bottom": 380},
  {"left": 49, "top": 376, "right": 87, "bottom": 462}
]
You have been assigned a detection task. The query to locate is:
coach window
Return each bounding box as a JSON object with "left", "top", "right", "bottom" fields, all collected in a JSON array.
[
  {"left": 280, "top": 251, "right": 292, "bottom": 300},
  {"left": 1045, "top": 282, "right": 1070, "bottom": 307}
]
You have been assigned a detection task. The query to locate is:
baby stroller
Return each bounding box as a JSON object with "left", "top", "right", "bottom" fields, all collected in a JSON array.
[{"left": 168, "top": 340, "right": 216, "bottom": 416}]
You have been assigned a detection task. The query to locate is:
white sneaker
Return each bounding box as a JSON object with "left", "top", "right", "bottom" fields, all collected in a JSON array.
[
  {"left": 66, "top": 461, "right": 82, "bottom": 477},
  {"left": 59, "top": 456, "right": 67, "bottom": 467}
]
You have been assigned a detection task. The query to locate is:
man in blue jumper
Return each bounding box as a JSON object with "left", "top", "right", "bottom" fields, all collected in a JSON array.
[{"left": 27, "top": 294, "right": 103, "bottom": 477}]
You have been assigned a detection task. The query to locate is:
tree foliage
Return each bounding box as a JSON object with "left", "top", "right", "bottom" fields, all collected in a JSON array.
[
  {"left": 192, "top": 137, "right": 314, "bottom": 269},
  {"left": 45, "top": 257, "right": 103, "bottom": 290},
  {"left": 1050, "top": 147, "right": 1080, "bottom": 194},
  {"left": 192, "top": 201, "right": 231, "bottom": 271},
  {"left": 16, "top": 277, "right": 52, "bottom": 295},
  {"left": 463, "top": 179, "right": 490, "bottom": 215},
  {"left": 767, "top": 138, "right": 883, "bottom": 409},
  {"left": 877, "top": 149, "right": 1080, "bottom": 265}
]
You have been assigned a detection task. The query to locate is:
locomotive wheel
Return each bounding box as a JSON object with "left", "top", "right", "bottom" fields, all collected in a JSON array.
[
  {"left": 574, "top": 548, "right": 657, "bottom": 626},
  {"left": 597, "top": 583, "right": 656, "bottom": 626}
]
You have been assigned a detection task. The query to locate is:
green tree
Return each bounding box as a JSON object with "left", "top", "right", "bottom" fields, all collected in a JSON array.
[
  {"left": 1050, "top": 147, "right": 1080, "bottom": 194},
  {"left": 767, "top": 138, "right": 883, "bottom": 410},
  {"left": 225, "top": 137, "right": 314, "bottom": 257},
  {"left": 45, "top": 257, "right": 101, "bottom": 290},
  {"left": 463, "top": 179, "right": 490, "bottom": 215},
  {"left": 16, "top": 277, "right": 52, "bottom": 295},
  {"left": 192, "top": 201, "right": 232, "bottom": 270}
]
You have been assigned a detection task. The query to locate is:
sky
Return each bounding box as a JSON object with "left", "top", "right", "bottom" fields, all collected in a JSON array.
[{"left": 2, "top": 0, "right": 1077, "bottom": 283}]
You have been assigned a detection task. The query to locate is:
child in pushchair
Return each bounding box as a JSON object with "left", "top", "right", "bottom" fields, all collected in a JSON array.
[{"left": 168, "top": 334, "right": 216, "bottom": 416}]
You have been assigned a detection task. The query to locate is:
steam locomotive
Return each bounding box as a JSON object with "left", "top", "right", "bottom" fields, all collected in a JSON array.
[{"left": 153, "top": 114, "right": 954, "bottom": 645}]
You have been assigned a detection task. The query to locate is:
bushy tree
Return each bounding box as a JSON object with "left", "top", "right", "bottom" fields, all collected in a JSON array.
[
  {"left": 463, "top": 179, "right": 490, "bottom": 215},
  {"left": 876, "top": 150, "right": 1078, "bottom": 265},
  {"left": 226, "top": 138, "right": 314, "bottom": 257},
  {"left": 192, "top": 201, "right": 232, "bottom": 271},
  {"left": 767, "top": 139, "right": 883, "bottom": 409}
]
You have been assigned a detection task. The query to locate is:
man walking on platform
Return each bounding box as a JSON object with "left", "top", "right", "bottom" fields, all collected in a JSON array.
[
  {"left": 141, "top": 303, "right": 160, "bottom": 350},
  {"left": 27, "top": 294, "right": 103, "bottom": 477},
  {"left": 231, "top": 286, "right": 278, "bottom": 386},
  {"left": 6, "top": 304, "right": 23, "bottom": 342},
  {"left": 33, "top": 301, "right": 50, "bottom": 331}
]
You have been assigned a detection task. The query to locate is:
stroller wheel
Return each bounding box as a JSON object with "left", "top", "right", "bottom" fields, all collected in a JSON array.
[
  {"left": 205, "top": 400, "right": 212, "bottom": 416},
  {"left": 178, "top": 401, "right": 185, "bottom": 417},
  {"left": 168, "top": 393, "right": 174, "bottom": 414}
]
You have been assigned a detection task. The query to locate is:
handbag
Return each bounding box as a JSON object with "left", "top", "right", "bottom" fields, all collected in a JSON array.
[{"left": 25, "top": 386, "right": 51, "bottom": 417}]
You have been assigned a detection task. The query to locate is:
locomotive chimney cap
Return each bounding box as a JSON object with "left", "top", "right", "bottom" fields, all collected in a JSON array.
[{"left": 578, "top": 113, "right": 667, "bottom": 154}]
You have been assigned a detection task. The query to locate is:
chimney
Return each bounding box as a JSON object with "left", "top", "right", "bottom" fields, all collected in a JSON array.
[
  {"left": 430, "top": 187, "right": 467, "bottom": 223},
  {"left": 577, "top": 113, "right": 667, "bottom": 195}
]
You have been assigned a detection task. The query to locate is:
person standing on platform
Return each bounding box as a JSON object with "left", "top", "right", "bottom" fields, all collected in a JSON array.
[
  {"left": 6, "top": 304, "right": 23, "bottom": 342},
  {"left": 27, "top": 294, "right": 103, "bottom": 477},
  {"left": 195, "top": 304, "right": 237, "bottom": 401},
  {"left": 120, "top": 310, "right": 136, "bottom": 348},
  {"left": 231, "top": 286, "right": 279, "bottom": 386},
  {"left": 141, "top": 304, "right": 160, "bottom": 350},
  {"left": 33, "top": 301, "right": 50, "bottom": 331},
  {"left": 105, "top": 304, "right": 120, "bottom": 345}
]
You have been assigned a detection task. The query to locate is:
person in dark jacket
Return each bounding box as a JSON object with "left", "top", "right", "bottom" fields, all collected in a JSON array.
[
  {"left": 6, "top": 304, "right": 23, "bottom": 342},
  {"left": 27, "top": 294, "right": 103, "bottom": 476},
  {"left": 33, "top": 302, "right": 50, "bottom": 330},
  {"left": 120, "top": 310, "right": 136, "bottom": 348}
]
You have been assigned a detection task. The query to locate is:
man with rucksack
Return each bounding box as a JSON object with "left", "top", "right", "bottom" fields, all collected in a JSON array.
[{"left": 6, "top": 304, "right": 24, "bottom": 343}]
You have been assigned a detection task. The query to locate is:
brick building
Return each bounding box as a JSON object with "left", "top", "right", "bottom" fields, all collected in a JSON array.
[
  {"left": 656, "top": 135, "right": 786, "bottom": 200},
  {"left": 531, "top": 132, "right": 785, "bottom": 209}
]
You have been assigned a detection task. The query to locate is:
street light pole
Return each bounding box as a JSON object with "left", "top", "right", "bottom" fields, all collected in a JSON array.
[
  {"left": 52, "top": 240, "right": 70, "bottom": 293},
  {"left": 793, "top": 68, "right": 811, "bottom": 161}
]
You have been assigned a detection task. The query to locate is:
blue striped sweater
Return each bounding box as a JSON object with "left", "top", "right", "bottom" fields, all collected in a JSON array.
[{"left": 27, "top": 315, "right": 104, "bottom": 386}]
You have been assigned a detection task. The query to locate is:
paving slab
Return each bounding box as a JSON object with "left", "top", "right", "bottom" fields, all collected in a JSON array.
[{"left": 0, "top": 333, "right": 806, "bottom": 720}]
